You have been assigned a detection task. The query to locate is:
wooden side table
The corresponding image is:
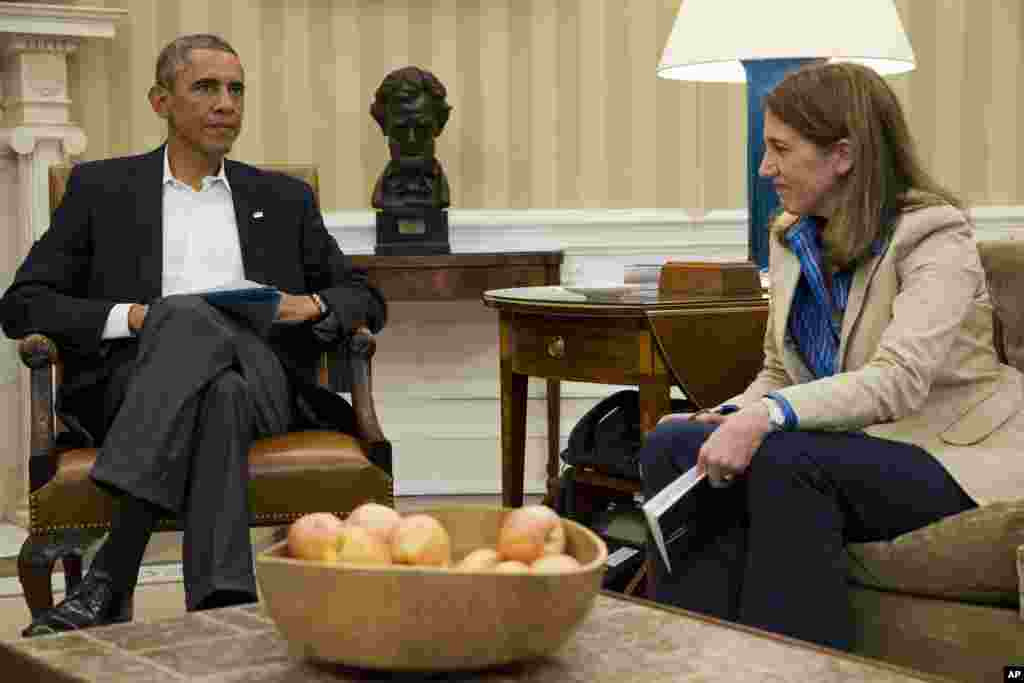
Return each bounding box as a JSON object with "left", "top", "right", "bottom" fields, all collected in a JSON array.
[
  {"left": 482, "top": 285, "right": 769, "bottom": 508},
  {"left": 351, "top": 251, "right": 563, "bottom": 301},
  {"left": 331, "top": 251, "right": 562, "bottom": 396}
]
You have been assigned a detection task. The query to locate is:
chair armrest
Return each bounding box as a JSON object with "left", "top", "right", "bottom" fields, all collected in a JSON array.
[
  {"left": 18, "top": 333, "right": 59, "bottom": 369},
  {"left": 347, "top": 326, "right": 392, "bottom": 476},
  {"left": 16, "top": 335, "right": 58, "bottom": 472}
]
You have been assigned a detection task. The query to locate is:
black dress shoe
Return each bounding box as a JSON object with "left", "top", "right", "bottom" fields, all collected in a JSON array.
[{"left": 22, "top": 569, "right": 132, "bottom": 638}]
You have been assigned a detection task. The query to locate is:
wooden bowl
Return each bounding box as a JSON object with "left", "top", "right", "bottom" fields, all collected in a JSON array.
[{"left": 255, "top": 505, "right": 608, "bottom": 671}]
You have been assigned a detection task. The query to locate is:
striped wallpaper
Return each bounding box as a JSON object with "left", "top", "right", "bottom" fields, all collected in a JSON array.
[{"left": 66, "top": 0, "right": 1024, "bottom": 212}]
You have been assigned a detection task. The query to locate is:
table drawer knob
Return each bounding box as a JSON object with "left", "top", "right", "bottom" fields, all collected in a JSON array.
[{"left": 547, "top": 336, "right": 566, "bottom": 359}]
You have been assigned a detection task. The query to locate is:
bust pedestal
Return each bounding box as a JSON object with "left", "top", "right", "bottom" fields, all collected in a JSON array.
[{"left": 375, "top": 208, "right": 451, "bottom": 256}]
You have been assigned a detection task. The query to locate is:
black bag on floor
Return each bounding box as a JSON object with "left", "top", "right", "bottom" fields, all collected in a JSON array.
[{"left": 561, "top": 389, "right": 694, "bottom": 481}]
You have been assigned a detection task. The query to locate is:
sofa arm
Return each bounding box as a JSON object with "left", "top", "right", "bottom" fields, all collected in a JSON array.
[{"left": 1018, "top": 544, "right": 1023, "bottom": 621}]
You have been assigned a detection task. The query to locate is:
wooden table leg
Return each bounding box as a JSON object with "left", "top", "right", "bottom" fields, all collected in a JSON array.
[
  {"left": 638, "top": 376, "right": 672, "bottom": 434},
  {"left": 500, "top": 362, "right": 529, "bottom": 508},
  {"left": 544, "top": 378, "right": 561, "bottom": 507},
  {"left": 638, "top": 376, "right": 671, "bottom": 599}
]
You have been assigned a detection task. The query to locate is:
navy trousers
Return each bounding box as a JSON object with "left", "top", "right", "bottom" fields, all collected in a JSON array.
[{"left": 638, "top": 420, "right": 976, "bottom": 651}]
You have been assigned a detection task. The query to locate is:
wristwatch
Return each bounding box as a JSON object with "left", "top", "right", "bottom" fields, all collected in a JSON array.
[
  {"left": 309, "top": 293, "right": 327, "bottom": 318},
  {"left": 760, "top": 397, "right": 786, "bottom": 432}
]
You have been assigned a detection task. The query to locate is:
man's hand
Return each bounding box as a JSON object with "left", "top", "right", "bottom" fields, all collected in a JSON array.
[
  {"left": 275, "top": 293, "right": 321, "bottom": 323},
  {"left": 697, "top": 401, "right": 772, "bottom": 487},
  {"left": 128, "top": 304, "right": 148, "bottom": 334}
]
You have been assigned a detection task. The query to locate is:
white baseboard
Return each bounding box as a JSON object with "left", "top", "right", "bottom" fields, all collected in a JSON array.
[{"left": 0, "top": 562, "right": 184, "bottom": 599}]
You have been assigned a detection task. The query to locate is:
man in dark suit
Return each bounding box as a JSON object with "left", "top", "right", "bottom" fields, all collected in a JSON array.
[{"left": 0, "top": 34, "right": 385, "bottom": 636}]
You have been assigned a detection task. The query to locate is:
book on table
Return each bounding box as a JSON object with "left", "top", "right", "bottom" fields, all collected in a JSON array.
[
  {"left": 641, "top": 464, "right": 709, "bottom": 573},
  {"left": 173, "top": 280, "right": 283, "bottom": 334}
]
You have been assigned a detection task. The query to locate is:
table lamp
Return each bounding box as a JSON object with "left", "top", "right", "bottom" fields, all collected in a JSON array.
[{"left": 658, "top": 0, "right": 915, "bottom": 268}]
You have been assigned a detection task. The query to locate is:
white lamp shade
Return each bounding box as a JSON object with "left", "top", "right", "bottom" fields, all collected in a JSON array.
[{"left": 658, "top": 0, "right": 915, "bottom": 82}]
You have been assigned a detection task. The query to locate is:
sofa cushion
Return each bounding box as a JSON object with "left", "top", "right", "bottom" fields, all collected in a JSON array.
[
  {"left": 846, "top": 501, "right": 1024, "bottom": 606},
  {"left": 1019, "top": 544, "right": 1024, "bottom": 619}
]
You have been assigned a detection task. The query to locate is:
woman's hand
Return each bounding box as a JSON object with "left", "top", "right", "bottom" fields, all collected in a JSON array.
[
  {"left": 657, "top": 410, "right": 728, "bottom": 427},
  {"left": 697, "top": 401, "right": 773, "bottom": 487}
]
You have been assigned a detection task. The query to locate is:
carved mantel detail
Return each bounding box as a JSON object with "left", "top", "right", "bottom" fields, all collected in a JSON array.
[
  {"left": 0, "top": 3, "right": 125, "bottom": 236},
  {"left": 0, "top": 2, "right": 126, "bottom": 527}
]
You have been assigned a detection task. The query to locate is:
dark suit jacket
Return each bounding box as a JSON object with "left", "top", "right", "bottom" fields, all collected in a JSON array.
[{"left": 0, "top": 146, "right": 386, "bottom": 446}]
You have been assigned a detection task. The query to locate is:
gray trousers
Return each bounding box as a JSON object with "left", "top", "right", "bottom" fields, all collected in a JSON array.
[{"left": 91, "top": 296, "right": 292, "bottom": 609}]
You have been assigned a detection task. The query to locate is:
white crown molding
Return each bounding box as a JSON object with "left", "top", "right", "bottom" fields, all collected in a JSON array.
[{"left": 0, "top": 3, "right": 127, "bottom": 40}]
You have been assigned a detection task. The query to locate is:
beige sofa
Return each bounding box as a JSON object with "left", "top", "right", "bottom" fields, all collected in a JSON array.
[{"left": 845, "top": 240, "right": 1024, "bottom": 683}]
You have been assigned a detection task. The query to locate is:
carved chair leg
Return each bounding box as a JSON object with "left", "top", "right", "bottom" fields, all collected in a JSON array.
[{"left": 17, "top": 530, "right": 104, "bottom": 618}]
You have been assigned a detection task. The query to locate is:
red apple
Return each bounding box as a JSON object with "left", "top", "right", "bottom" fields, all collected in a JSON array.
[
  {"left": 391, "top": 514, "right": 452, "bottom": 566},
  {"left": 345, "top": 503, "right": 402, "bottom": 546},
  {"left": 287, "top": 512, "right": 345, "bottom": 562},
  {"left": 497, "top": 505, "right": 566, "bottom": 564}
]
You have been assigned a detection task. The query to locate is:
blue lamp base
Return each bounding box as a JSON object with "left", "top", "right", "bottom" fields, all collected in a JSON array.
[{"left": 742, "top": 58, "right": 818, "bottom": 269}]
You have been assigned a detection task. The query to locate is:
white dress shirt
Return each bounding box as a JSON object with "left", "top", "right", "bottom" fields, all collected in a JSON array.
[{"left": 102, "top": 150, "right": 245, "bottom": 339}]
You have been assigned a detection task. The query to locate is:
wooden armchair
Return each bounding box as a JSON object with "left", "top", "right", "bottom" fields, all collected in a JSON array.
[{"left": 16, "top": 164, "right": 393, "bottom": 618}]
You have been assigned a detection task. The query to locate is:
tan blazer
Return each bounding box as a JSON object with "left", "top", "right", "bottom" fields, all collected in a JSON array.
[{"left": 735, "top": 204, "right": 1024, "bottom": 504}]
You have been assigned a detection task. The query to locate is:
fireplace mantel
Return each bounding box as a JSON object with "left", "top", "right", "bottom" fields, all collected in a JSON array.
[{"left": 0, "top": 2, "right": 123, "bottom": 39}]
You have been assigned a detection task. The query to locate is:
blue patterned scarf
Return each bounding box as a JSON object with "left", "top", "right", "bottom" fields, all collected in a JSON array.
[{"left": 784, "top": 217, "right": 853, "bottom": 378}]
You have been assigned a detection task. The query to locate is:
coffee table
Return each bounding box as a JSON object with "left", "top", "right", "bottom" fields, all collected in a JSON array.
[{"left": 0, "top": 593, "right": 952, "bottom": 682}]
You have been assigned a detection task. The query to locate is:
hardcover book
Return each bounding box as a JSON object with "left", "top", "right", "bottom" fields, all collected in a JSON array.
[
  {"left": 179, "top": 280, "right": 282, "bottom": 336},
  {"left": 641, "top": 464, "right": 709, "bottom": 573},
  {"left": 189, "top": 279, "right": 280, "bottom": 306},
  {"left": 658, "top": 260, "right": 761, "bottom": 296}
]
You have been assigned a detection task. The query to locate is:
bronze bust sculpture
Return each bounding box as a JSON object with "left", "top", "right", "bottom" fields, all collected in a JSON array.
[
  {"left": 371, "top": 66, "right": 452, "bottom": 210},
  {"left": 370, "top": 66, "right": 453, "bottom": 255}
]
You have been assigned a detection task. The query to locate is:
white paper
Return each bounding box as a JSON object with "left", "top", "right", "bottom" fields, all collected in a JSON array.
[{"left": 183, "top": 279, "right": 275, "bottom": 295}]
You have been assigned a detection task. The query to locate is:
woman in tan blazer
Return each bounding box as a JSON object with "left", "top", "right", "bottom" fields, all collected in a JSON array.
[{"left": 639, "top": 62, "right": 1024, "bottom": 651}]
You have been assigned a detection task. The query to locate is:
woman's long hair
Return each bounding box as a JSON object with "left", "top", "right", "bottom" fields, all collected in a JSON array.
[{"left": 763, "top": 62, "right": 962, "bottom": 269}]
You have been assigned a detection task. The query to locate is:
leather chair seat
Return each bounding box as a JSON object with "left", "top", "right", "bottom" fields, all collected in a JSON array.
[{"left": 29, "top": 430, "right": 392, "bottom": 534}]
